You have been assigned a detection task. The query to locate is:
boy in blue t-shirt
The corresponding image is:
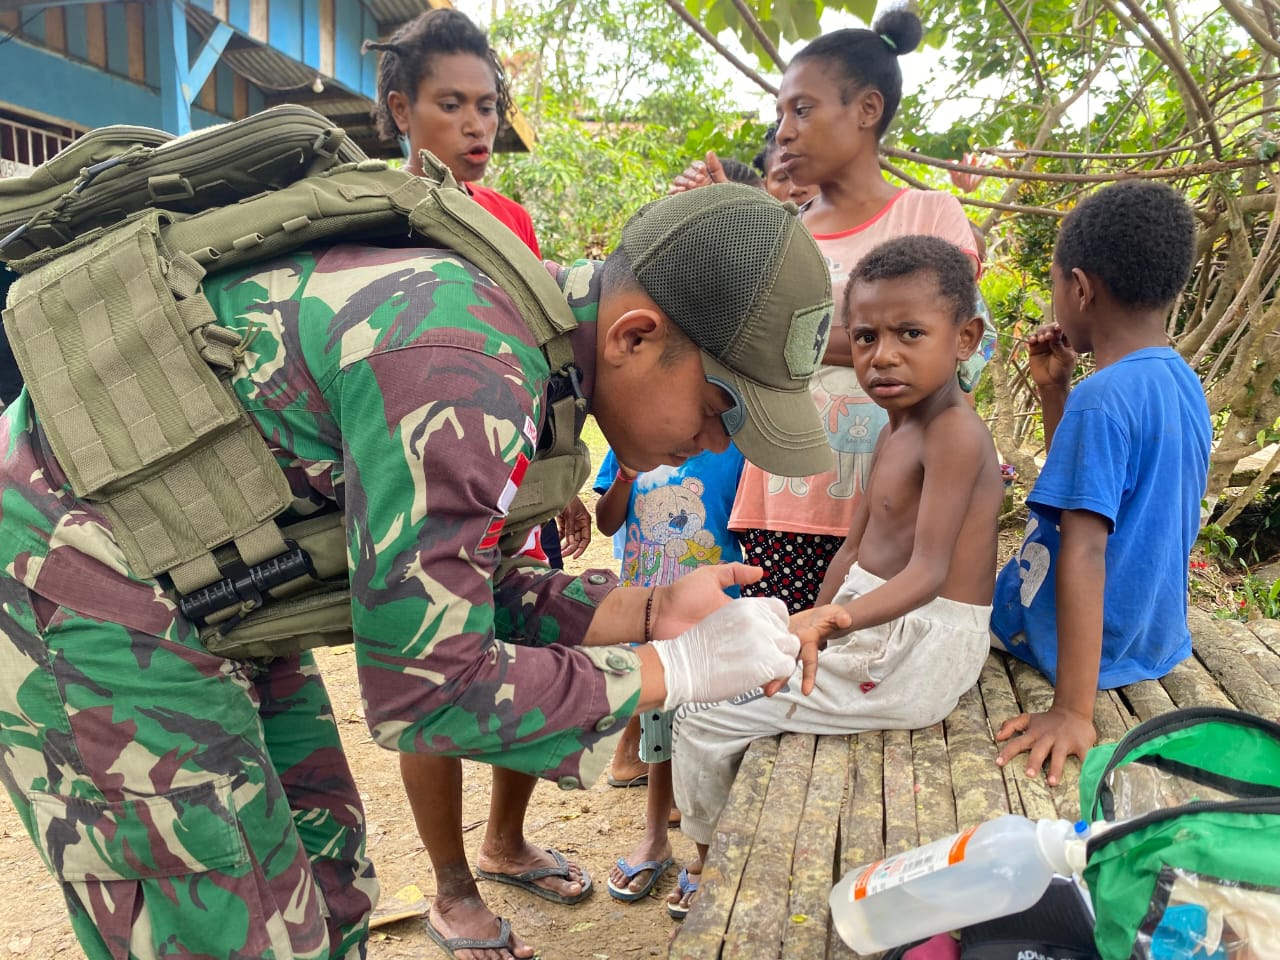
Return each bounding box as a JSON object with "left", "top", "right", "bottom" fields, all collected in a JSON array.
[
  {"left": 991, "top": 181, "right": 1212, "bottom": 785},
  {"left": 593, "top": 446, "right": 744, "bottom": 909}
]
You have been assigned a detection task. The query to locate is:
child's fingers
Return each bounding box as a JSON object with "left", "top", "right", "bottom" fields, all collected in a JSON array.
[
  {"left": 796, "top": 636, "right": 819, "bottom": 695},
  {"left": 994, "top": 712, "right": 1029, "bottom": 743}
]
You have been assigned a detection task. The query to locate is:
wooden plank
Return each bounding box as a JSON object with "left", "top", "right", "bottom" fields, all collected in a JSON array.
[
  {"left": 1214, "top": 617, "right": 1280, "bottom": 704},
  {"left": 233, "top": 73, "right": 249, "bottom": 120},
  {"left": 1159, "top": 655, "right": 1234, "bottom": 710},
  {"left": 911, "top": 721, "right": 957, "bottom": 844},
  {"left": 126, "top": 3, "right": 145, "bottom": 83},
  {"left": 672, "top": 736, "right": 778, "bottom": 960},
  {"left": 1119, "top": 678, "right": 1177, "bottom": 723},
  {"left": 882, "top": 728, "right": 917, "bottom": 855},
  {"left": 722, "top": 734, "right": 814, "bottom": 960},
  {"left": 85, "top": 4, "right": 107, "bottom": 68},
  {"left": 944, "top": 680, "right": 1012, "bottom": 828},
  {"left": 781, "top": 735, "right": 848, "bottom": 960},
  {"left": 840, "top": 732, "right": 884, "bottom": 873},
  {"left": 319, "top": 0, "right": 335, "bottom": 78},
  {"left": 1094, "top": 688, "right": 1137, "bottom": 743},
  {"left": 1248, "top": 619, "right": 1280, "bottom": 658},
  {"left": 976, "top": 654, "right": 1025, "bottom": 817},
  {"left": 1191, "top": 616, "right": 1280, "bottom": 718},
  {"left": 979, "top": 655, "right": 1062, "bottom": 820},
  {"left": 829, "top": 733, "right": 882, "bottom": 960},
  {"left": 44, "top": 7, "right": 66, "bottom": 52},
  {"left": 250, "top": 0, "right": 269, "bottom": 42}
]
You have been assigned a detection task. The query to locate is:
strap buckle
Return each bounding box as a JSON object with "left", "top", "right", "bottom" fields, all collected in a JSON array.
[{"left": 178, "top": 541, "right": 315, "bottom": 631}]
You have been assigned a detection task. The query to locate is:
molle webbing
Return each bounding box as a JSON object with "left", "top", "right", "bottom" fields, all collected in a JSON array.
[
  {"left": 3, "top": 212, "right": 293, "bottom": 582},
  {"left": 0, "top": 105, "right": 361, "bottom": 264},
  {"left": 1, "top": 118, "right": 587, "bottom": 658}
]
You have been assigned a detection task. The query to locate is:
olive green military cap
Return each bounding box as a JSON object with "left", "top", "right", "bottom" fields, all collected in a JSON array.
[{"left": 621, "top": 183, "right": 834, "bottom": 477}]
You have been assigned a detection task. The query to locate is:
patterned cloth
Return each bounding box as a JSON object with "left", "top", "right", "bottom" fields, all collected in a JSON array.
[
  {"left": 736, "top": 528, "right": 844, "bottom": 614},
  {"left": 0, "top": 247, "right": 635, "bottom": 958}
]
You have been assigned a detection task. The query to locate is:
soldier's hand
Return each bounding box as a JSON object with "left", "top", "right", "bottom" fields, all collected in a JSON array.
[
  {"left": 667, "top": 151, "right": 726, "bottom": 194},
  {"left": 651, "top": 597, "right": 799, "bottom": 710},
  {"left": 556, "top": 496, "right": 592, "bottom": 560},
  {"left": 649, "top": 562, "right": 763, "bottom": 640}
]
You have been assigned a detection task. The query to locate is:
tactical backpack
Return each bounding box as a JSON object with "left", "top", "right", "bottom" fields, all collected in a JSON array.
[
  {"left": 0, "top": 104, "right": 590, "bottom": 659},
  {"left": 1078, "top": 706, "right": 1280, "bottom": 960}
]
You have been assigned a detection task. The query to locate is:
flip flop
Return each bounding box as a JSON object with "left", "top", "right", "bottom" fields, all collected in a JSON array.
[
  {"left": 666, "top": 866, "right": 700, "bottom": 921},
  {"left": 607, "top": 772, "right": 649, "bottom": 787},
  {"left": 424, "top": 914, "right": 515, "bottom": 959},
  {"left": 607, "top": 855, "right": 674, "bottom": 902},
  {"left": 475, "top": 847, "right": 593, "bottom": 905}
]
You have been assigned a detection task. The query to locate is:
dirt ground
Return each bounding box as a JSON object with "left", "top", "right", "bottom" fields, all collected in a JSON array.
[{"left": 0, "top": 493, "right": 691, "bottom": 960}]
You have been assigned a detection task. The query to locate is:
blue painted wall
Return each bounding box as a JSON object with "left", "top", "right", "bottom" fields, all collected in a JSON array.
[
  {"left": 1, "top": 1, "right": 378, "bottom": 135},
  {"left": 4, "top": 38, "right": 225, "bottom": 132}
]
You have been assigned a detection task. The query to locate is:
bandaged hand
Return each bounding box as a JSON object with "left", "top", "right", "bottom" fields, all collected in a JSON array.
[{"left": 651, "top": 597, "right": 799, "bottom": 711}]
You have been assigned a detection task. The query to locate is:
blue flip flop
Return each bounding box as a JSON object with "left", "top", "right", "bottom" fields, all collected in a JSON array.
[
  {"left": 607, "top": 855, "right": 674, "bottom": 902},
  {"left": 666, "top": 866, "right": 700, "bottom": 920}
]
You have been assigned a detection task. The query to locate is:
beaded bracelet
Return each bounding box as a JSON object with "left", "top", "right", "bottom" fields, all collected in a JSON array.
[
  {"left": 615, "top": 468, "right": 637, "bottom": 484},
  {"left": 644, "top": 588, "right": 655, "bottom": 644}
]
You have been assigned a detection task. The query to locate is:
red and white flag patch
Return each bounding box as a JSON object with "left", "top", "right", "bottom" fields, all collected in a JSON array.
[{"left": 497, "top": 452, "right": 530, "bottom": 516}]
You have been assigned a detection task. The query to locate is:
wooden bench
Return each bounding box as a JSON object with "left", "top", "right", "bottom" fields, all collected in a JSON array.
[{"left": 670, "top": 611, "right": 1280, "bottom": 960}]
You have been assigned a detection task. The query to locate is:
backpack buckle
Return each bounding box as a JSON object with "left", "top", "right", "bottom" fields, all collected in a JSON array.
[{"left": 177, "top": 541, "right": 316, "bottom": 630}]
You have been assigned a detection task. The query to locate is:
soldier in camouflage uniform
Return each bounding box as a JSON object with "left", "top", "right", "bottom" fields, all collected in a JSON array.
[{"left": 0, "top": 184, "right": 842, "bottom": 959}]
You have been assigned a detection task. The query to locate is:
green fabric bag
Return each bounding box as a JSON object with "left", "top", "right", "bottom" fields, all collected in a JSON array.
[{"left": 1078, "top": 707, "right": 1280, "bottom": 960}]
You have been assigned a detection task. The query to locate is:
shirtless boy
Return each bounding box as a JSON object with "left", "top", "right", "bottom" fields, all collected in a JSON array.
[{"left": 669, "top": 234, "right": 1004, "bottom": 917}]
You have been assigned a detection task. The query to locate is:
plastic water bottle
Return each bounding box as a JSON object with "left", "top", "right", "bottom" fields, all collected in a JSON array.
[{"left": 829, "top": 815, "right": 1089, "bottom": 953}]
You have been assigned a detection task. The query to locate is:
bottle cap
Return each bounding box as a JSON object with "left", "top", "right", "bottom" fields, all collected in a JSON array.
[{"left": 1035, "top": 819, "right": 1082, "bottom": 877}]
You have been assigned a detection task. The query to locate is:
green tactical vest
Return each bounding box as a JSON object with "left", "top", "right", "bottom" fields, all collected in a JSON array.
[{"left": 0, "top": 105, "right": 591, "bottom": 659}]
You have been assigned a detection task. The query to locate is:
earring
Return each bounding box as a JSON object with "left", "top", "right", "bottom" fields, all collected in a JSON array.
[{"left": 398, "top": 135, "right": 410, "bottom": 160}]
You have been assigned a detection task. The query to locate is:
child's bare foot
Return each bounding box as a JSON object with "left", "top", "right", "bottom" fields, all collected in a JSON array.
[
  {"left": 666, "top": 861, "right": 702, "bottom": 920},
  {"left": 607, "top": 836, "right": 673, "bottom": 901},
  {"left": 426, "top": 892, "right": 535, "bottom": 960}
]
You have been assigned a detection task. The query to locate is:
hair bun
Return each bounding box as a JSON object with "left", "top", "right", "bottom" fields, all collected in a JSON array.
[{"left": 870, "top": 8, "right": 922, "bottom": 56}]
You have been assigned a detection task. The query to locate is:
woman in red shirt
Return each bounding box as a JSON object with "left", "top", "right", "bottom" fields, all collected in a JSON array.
[{"left": 367, "top": 11, "right": 591, "bottom": 958}]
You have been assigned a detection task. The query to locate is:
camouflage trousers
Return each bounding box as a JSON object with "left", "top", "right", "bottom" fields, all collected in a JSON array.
[{"left": 0, "top": 576, "right": 378, "bottom": 960}]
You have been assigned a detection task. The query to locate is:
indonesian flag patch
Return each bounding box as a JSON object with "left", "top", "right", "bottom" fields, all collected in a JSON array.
[{"left": 478, "top": 452, "right": 531, "bottom": 552}]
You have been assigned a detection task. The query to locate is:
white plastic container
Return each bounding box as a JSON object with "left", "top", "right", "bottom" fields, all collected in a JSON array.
[{"left": 829, "top": 815, "right": 1088, "bottom": 954}]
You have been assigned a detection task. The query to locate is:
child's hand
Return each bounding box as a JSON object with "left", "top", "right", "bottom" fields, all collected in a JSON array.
[
  {"left": 772, "top": 604, "right": 853, "bottom": 696},
  {"left": 556, "top": 496, "right": 593, "bottom": 559},
  {"left": 1025, "top": 323, "right": 1077, "bottom": 391},
  {"left": 994, "top": 706, "right": 1096, "bottom": 786}
]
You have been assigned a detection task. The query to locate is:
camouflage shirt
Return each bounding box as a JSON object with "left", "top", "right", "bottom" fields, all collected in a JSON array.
[{"left": 0, "top": 246, "right": 639, "bottom": 788}]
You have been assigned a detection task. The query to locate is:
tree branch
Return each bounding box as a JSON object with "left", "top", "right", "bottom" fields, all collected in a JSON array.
[
  {"left": 881, "top": 146, "right": 1268, "bottom": 183},
  {"left": 991, "top": 0, "right": 1046, "bottom": 93},
  {"left": 1220, "top": 0, "right": 1280, "bottom": 56},
  {"left": 1105, "top": 0, "right": 1224, "bottom": 157},
  {"left": 728, "top": 0, "right": 786, "bottom": 72},
  {"left": 663, "top": 0, "right": 777, "bottom": 95},
  {"left": 978, "top": 142, "right": 1211, "bottom": 162}
]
